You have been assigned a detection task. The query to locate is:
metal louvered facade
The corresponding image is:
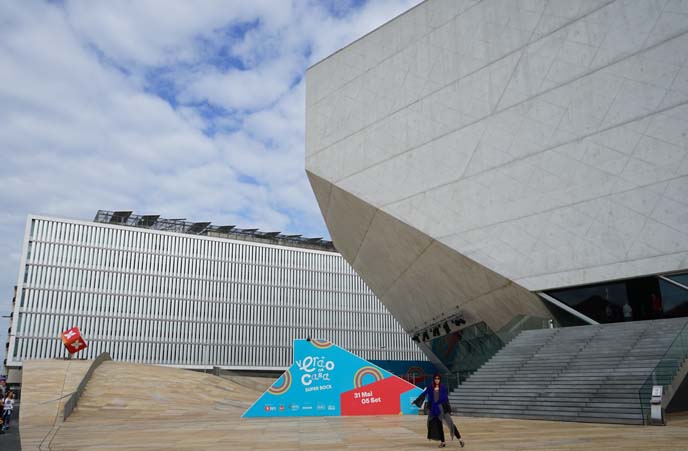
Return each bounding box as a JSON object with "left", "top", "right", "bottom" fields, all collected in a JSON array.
[{"left": 6, "top": 215, "right": 423, "bottom": 371}]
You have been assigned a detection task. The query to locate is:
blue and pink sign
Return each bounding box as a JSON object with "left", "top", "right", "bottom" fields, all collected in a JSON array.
[{"left": 242, "top": 339, "right": 423, "bottom": 417}]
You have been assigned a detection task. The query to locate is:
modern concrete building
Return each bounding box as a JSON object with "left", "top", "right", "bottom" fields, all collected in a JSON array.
[
  {"left": 305, "top": 0, "right": 688, "bottom": 377},
  {"left": 4, "top": 211, "right": 423, "bottom": 381}
]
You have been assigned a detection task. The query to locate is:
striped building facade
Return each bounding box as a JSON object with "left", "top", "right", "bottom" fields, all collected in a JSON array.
[{"left": 6, "top": 214, "right": 423, "bottom": 372}]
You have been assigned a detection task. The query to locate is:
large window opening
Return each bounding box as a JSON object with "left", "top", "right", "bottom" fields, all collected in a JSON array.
[{"left": 546, "top": 272, "right": 688, "bottom": 324}]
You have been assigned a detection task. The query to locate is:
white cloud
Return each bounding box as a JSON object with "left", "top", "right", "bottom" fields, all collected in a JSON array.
[
  {"left": 179, "top": 56, "right": 305, "bottom": 112},
  {"left": 63, "top": 0, "right": 295, "bottom": 68},
  {"left": 0, "top": 0, "right": 422, "bottom": 363}
]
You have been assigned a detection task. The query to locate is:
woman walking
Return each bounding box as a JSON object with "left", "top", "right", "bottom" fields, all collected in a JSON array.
[{"left": 413, "top": 374, "right": 464, "bottom": 448}]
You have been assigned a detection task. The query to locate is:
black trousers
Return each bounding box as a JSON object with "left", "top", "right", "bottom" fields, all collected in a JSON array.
[{"left": 427, "top": 410, "right": 462, "bottom": 441}]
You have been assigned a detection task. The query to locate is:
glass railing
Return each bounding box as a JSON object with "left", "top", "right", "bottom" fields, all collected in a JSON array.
[
  {"left": 496, "top": 314, "right": 552, "bottom": 345},
  {"left": 638, "top": 321, "right": 688, "bottom": 423},
  {"left": 445, "top": 370, "right": 475, "bottom": 391},
  {"left": 443, "top": 315, "right": 552, "bottom": 392}
]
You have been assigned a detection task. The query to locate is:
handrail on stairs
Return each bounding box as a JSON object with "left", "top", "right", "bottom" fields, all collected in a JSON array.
[{"left": 638, "top": 321, "right": 688, "bottom": 424}]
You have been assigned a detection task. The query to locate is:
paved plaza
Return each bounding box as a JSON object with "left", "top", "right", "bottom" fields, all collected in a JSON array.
[
  {"left": 29, "top": 412, "right": 688, "bottom": 451},
  {"left": 16, "top": 360, "right": 688, "bottom": 451}
]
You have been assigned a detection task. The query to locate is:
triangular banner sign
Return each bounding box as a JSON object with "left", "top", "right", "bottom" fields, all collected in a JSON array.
[{"left": 243, "top": 339, "right": 423, "bottom": 417}]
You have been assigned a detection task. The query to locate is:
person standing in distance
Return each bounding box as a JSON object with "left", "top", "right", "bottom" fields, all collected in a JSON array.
[
  {"left": 413, "top": 374, "right": 464, "bottom": 448},
  {"left": 2, "top": 391, "right": 14, "bottom": 432}
]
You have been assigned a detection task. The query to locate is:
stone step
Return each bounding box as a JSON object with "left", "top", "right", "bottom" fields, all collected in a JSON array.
[
  {"left": 448, "top": 318, "right": 688, "bottom": 425},
  {"left": 457, "top": 410, "right": 644, "bottom": 425},
  {"left": 450, "top": 398, "right": 641, "bottom": 407}
]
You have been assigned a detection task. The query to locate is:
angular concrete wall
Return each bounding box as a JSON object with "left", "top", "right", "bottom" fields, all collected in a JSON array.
[
  {"left": 306, "top": 0, "right": 688, "bottom": 318},
  {"left": 307, "top": 171, "right": 551, "bottom": 334}
]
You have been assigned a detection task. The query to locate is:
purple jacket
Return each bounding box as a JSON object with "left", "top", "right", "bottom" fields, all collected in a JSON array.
[{"left": 414, "top": 383, "right": 450, "bottom": 418}]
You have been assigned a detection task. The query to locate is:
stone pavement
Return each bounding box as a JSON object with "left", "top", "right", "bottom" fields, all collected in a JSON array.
[
  {"left": 20, "top": 360, "right": 91, "bottom": 450},
  {"left": 20, "top": 360, "right": 688, "bottom": 451}
]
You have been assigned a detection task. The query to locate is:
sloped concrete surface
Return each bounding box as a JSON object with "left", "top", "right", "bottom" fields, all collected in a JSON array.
[{"left": 15, "top": 359, "right": 688, "bottom": 450}]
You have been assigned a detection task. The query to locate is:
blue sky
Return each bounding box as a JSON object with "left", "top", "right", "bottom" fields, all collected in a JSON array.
[{"left": 0, "top": 0, "right": 420, "bottom": 365}]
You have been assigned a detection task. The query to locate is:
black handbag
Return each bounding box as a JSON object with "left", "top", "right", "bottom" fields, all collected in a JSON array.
[{"left": 412, "top": 392, "right": 426, "bottom": 408}]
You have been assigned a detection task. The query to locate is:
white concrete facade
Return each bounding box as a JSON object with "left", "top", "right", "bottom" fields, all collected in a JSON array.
[
  {"left": 6, "top": 215, "right": 423, "bottom": 371},
  {"left": 306, "top": 0, "right": 688, "bottom": 334}
]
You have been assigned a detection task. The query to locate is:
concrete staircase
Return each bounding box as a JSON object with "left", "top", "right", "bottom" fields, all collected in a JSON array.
[{"left": 449, "top": 318, "right": 688, "bottom": 424}]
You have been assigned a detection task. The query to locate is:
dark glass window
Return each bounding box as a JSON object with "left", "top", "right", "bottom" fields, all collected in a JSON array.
[
  {"left": 547, "top": 274, "right": 688, "bottom": 324},
  {"left": 667, "top": 273, "right": 688, "bottom": 288},
  {"left": 660, "top": 274, "right": 688, "bottom": 318},
  {"left": 548, "top": 281, "right": 628, "bottom": 323}
]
